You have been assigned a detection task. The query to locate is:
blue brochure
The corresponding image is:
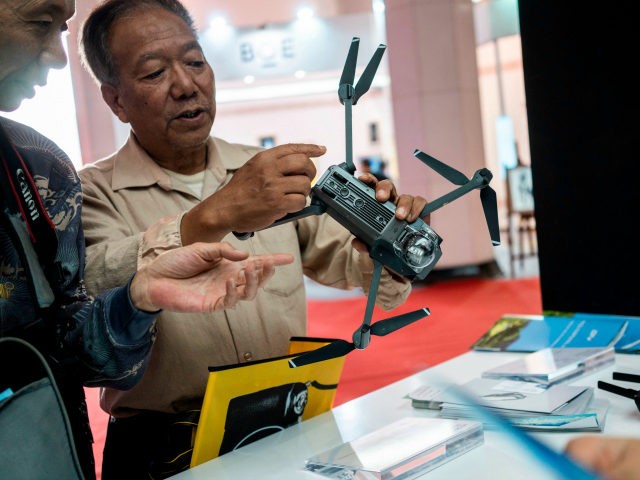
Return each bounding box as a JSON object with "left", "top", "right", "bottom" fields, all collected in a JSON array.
[
  {"left": 471, "top": 314, "right": 628, "bottom": 352},
  {"left": 571, "top": 312, "right": 640, "bottom": 353}
]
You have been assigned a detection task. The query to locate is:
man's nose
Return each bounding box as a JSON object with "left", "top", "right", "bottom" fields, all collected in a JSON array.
[
  {"left": 40, "top": 33, "right": 69, "bottom": 71},
  {"left": 170, "top": 65, "right": 197, "bottom": 99}
]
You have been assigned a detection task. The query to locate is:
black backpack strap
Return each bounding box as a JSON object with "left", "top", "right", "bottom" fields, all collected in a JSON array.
[{"left": 0, "top": 336, "right": 85, "bottom": 480}]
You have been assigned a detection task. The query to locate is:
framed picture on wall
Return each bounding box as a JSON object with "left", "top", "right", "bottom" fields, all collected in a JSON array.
[{"left": 507, "top": 166, "right": 535, "bottom": 213}]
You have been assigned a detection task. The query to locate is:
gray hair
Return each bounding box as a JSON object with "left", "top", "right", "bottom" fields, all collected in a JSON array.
[{"left": 79, "top": 0, "right": 197, "bottom": 86}]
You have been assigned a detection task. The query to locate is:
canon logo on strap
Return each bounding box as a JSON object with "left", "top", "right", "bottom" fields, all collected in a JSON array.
[{"left": 16, "top": 168, "right": 40, "bottom": 221}]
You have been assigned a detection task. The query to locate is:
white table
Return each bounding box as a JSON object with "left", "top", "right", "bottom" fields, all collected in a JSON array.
[{"left": 171, "top": 351, "right": 640, "bottom": 479}]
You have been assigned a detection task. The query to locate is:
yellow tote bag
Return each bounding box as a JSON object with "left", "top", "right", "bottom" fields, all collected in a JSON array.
[{"left": 190, "top": 337, "right": 346, "bottom": 467}]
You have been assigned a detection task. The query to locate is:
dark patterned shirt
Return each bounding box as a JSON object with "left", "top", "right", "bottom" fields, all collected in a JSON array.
[{"left": 0, "top": 117, "right": 156, "bottom": 389}]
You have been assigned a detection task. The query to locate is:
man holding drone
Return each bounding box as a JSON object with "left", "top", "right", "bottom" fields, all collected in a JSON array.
[{"left": 77, "top": 0, "right": 429, "bottom": 478}]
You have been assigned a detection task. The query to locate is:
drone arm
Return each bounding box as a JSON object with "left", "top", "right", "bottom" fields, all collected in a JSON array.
[
  {"left": 352, "top": 259, "right": 383, "bottom": 350},
  {"left": 419, "top": 170, "right": 489, "bottom": 217},
  {"left": 343, "top": 97, "right": 355, "bottom": 173},
  {"left": 232, "top": 201, "right": 327, "bottom": 240},
  {"left": 270, "top": 202, "right": 327, "bottom": 227}
]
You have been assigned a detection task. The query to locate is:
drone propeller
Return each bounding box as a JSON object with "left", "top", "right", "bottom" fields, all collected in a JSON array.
[
  {"left": 289, "top": 260, "right": 430, "bottom": 368},
  {"left": 414, "top": 150, "right": 469, "bottom": 185},
  {"left": 288, "top": 308, "right": 430, "bottom": 368},
  {"left": 353, "top": 44, "right": 386, "bottom": 105},
  {"left": 288, "top": 339, "right": 355, "bottom": 368},
  {"left": 480, "top": 186, "right": 501, "bottom": 246},
  {"left": 339, "top": 37, "right": 387, "bottom": 174},
  {"left": 338, "top": 38, "right": 359, "bottom": 99},
  {"left": 414, "top": 149, "right": 501, "bottom": 246}
]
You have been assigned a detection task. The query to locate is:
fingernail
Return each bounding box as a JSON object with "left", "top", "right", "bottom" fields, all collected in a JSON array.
[{"left": 396, "top": 207, "right": 406, "bottom": 216}]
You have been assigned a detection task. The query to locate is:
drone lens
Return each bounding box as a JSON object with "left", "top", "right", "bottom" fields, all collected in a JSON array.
[{"left": 401, "top": 233, "right": 436, "bottom": 269}]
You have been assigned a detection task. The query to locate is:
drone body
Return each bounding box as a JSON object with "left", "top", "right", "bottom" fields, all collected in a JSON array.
[{"left": 312, "top": 162, "right": 443, "bottom": 281}]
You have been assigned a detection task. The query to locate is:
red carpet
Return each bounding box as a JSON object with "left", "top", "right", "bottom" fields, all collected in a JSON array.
[{"left": 86, "top": 276, "right": 541, "bottom": 478}]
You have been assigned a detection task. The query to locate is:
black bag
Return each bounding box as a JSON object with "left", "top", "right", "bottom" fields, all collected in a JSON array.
[{"left": 0, "top": 336, "right": 84, "bottom": 479}]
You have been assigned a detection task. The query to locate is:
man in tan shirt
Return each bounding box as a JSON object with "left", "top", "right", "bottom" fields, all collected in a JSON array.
[{"left": 78, "top": 1, "right": 428, "bottom": 478}]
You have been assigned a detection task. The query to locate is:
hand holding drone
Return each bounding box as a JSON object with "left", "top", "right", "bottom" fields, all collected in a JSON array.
[{"left": 234, "top": 37, "right": 500, "bottom": 367}]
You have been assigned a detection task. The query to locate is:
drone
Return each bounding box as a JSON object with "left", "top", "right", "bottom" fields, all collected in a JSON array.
[{"left": 234, "top": 37, "right": 500, "bottom": 367}]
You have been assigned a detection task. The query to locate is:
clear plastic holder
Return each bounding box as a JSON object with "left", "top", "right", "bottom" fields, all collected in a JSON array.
[{"left": 304, "top": 417, "right": 484, "bottom": 480}]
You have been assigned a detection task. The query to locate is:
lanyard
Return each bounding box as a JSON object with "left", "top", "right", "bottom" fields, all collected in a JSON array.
[{"left": 0, "top": 122, "right": 58, "bottom": 257}]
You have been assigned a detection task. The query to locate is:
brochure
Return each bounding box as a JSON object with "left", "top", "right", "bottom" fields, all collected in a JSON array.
[
  {"left": 305, "top": 417, "right": 484, "bottom": 480},
  {"left": 409, "top": 380, "right": 608, "bottom": 432},
  {"left": 569, "top": 312, "right": 640, "bottom": 353},
  {"left": 504, "top": 397, "right": 609, "bottom": 432},
  {"left": 440, "top": 388, "right": 608, "bottom": 432},
  {"left": 409, "top": 378, "right": 588, "bottom": 415},
  {"left": 481, "top": 347, "right": 615, "bottom": 385},
  {"left": 470, "top": 313, "right": 628, "bottom": 352}
]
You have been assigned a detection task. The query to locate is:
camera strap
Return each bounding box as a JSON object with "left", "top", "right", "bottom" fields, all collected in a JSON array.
[
  {"left": 0, "top": 122, "right": 58, "bottom": 308},
  {"left": 0, "top": 122, "right": 58, "bottom": 257}
]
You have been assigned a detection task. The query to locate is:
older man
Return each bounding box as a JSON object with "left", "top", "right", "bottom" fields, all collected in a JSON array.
[{"left": 78, "top": 0, "right": 428, "bottom": 478}]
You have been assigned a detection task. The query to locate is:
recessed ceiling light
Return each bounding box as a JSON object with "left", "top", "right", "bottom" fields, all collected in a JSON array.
[
  {"left": 208, "top": 15, "right": 227, "bottom": 30},
  {"left": 296, "top": 7, "right": 314, "bottom": 20},
  {"left": 372, "top": 0, "right": 386, "bottom": 14}
]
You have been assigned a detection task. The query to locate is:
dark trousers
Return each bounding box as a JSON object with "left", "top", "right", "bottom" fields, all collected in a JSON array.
[{"left": 102, "top": 410, "right": 200, "bottom": 480}]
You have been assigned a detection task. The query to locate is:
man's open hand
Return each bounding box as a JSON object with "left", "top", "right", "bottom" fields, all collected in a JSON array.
[{"left": 130, "top": 242, "right": 293, "bottom": 312}]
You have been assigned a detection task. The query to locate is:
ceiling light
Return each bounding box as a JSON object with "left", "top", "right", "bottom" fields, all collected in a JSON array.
[
  {"left": 296, "top": 7, "right": 314, "bottom": 20},
  {"left": 208, "top": 15, "right": 228, "bottom": 30},
  {"left": 372, "top": 0, "right": 386, "bottom": 14}
]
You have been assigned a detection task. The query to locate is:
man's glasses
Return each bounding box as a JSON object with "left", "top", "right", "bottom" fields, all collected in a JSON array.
[{"left": 598, "top": 372, "right": 640, "bottom": 411}]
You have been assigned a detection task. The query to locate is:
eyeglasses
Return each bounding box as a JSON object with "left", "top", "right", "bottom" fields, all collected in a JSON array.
[{"left": 598, "top": 372, "right": 640, "bottom": 411}]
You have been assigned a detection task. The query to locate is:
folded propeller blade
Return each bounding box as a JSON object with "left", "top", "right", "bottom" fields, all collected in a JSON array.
[
  {"left": 480, "top": 186, "right": 501, "bottom": 245},
  {"left": 288, "top": 308, "right": 430, "bottom": 368},
  {"left": 339, "top": 37, "right": 360, "bottom": 103},
  {"left": 288, "top": 340, "right": 355, "bottom": 368},
  {"left": 353, "top": 44, "right": 386, "bottom": 105},
  {"left": 414, "top": 149, "right": 469, "bottom": 186},
  {"left": 370, "top": 308, "right": 430, "bottom": 336}
]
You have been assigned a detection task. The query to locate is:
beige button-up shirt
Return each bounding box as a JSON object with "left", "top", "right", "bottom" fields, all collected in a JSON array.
[{"left": 79, "top": 133, "right": 411, "bottom": 416}]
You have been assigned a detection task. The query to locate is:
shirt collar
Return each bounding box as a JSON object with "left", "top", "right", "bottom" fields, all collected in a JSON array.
[{"left": 110, "top": 132, "right": 259, "bottom": 192}]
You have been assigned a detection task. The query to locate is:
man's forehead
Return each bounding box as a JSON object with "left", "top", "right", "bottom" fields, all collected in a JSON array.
[
  {"left": 110, "top": 5, "right": 195, "bottom": 43},
  {"left": 9, "top": 0, "right": 75, "bottom": 18},
  {"left": 110, "top": 10, "right": 201, "bottom": 61}
]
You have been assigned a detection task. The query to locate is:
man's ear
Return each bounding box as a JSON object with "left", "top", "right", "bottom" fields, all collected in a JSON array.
[{"left": 101, "top": 84, "right": 129, "bottom": 123}]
